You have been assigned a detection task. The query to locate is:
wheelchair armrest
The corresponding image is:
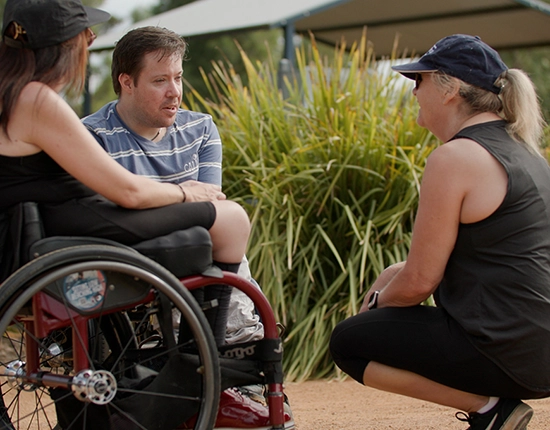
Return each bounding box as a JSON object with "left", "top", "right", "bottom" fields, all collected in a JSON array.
[{"left": 1, "top": 202, "right": 45, "bottom": 282}]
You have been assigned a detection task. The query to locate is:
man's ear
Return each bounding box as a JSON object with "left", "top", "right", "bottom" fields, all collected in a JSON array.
[{"left": 118, "top": 73, "right": 133, "bottom": 93}]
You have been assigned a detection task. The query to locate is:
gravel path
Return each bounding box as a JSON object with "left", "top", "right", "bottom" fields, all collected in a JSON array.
[{"left": 283, "top": 379, "right": 550, "bottom": 429}]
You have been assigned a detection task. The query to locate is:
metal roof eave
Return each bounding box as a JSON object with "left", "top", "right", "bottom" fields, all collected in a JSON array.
[
  {"left": 90, "top": 0, "right": 347, "bottom": 52},
  {"left": 512, "top": 0, "right": 550, "bottom": 15},
  {"left": 90, "top": 0, "right": 550, "bottom": 54}
]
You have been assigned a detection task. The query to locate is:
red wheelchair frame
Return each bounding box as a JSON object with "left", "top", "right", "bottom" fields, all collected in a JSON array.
[{"left": 0, "top": 203, "right": 289, "bottom": 430}]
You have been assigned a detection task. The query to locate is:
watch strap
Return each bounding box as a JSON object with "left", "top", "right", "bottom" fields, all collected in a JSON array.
[{"left": 367, "top": 290, "right": 380, "bottom": 310}]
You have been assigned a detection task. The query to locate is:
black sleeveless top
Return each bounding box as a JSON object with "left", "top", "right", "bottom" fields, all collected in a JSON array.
[
  {"left": 0, "top": 151, "right": 95, "bottom": 210},
  {"left": 435, "top": 120, "right": 550, "bottom": 391}
]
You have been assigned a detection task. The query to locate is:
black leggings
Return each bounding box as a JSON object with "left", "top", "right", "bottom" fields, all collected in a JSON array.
[
  {"left": 40, "top": 195, "right": 216, "bottom": 244},
  {"left": 329, "top": 306, "right": 549, "bottom": 399}
]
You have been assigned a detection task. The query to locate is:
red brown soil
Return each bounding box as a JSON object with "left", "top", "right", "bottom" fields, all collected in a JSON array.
[{"left": 283, "top": 379, "right": 550, "bottom": 429}]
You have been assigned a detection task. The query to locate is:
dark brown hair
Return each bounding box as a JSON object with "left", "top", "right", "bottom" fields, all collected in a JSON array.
[
  {"left": 111, "top": 26, "right": 187, "bottom": 96},
  {"left": 0, "top": 23, "right": 89, "bottom": 136}
]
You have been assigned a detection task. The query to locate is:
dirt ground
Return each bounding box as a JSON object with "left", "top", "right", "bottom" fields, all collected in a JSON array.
[{"left": 283, "top": 379, "right": 550, "bottom": 429}]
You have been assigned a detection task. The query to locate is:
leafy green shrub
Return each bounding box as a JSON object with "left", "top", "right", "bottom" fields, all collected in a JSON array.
[{"left": 184, "top": 36, "right": 437, "bottom": 381}]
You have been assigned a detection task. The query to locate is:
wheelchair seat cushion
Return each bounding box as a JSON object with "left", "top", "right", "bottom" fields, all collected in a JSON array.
[
  {"left": 28, "top": 227, "right": 214, "bottom": 278},
  {"left": 2, "top": 201, "right": 215, "bottom": 281},
  {"left": 131, "top": 226, "right": 213, "bottom": 278}
]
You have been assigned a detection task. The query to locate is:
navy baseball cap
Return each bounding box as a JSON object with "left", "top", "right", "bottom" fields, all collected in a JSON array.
[
  {"left": 2, "top": 0, "right": 110, "bottom": 50},
  {"left": 392, "top": 34, "right": 508, "bottom": 94}
]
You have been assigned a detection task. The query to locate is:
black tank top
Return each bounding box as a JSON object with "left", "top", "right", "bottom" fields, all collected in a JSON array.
[
  {"left": 0, "top": 151, "right": 95, "bottom": 210},
  {"left": 435, "top": 120, "right": 550, "bottom": 391}
]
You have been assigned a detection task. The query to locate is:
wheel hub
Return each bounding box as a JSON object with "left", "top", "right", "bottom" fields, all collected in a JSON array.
[
  {"left": 42, "top": 342, "right": 64, "bottom": 368},
  {"left": 4, "top": 360, "right": 34, "bottom": 391},
  {"left": 71, "top": 369, "right": 117, "bottom": 404}
]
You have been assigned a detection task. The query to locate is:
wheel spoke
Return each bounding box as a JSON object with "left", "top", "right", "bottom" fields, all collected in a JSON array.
[{"left": 0, "top": 247, "right": 220, "bottom": 429}]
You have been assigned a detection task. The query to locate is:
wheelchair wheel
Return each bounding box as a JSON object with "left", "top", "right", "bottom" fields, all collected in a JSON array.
[{"left": 0, "top": 245, "right": 220, "bottom": 430}]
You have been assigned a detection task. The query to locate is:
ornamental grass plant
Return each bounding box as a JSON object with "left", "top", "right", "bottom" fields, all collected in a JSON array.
[{"left": 184, "top": 35, "right": 437, "bottom": 381}]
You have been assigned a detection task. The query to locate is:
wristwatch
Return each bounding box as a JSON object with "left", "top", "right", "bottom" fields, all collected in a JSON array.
[{"left": 367, "top": 290, "right": 380, "bottom": 310}]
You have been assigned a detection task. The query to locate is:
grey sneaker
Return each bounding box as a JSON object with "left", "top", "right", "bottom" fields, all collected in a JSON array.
[
  {"left": 456, "top": 398, "right": 533, "bottom": 429},
  {"left": 237, "top": 384, "right": 295, "bottom": 426},
  {"left": 236, "top": 384, "right": 267, "bottom": 406}
]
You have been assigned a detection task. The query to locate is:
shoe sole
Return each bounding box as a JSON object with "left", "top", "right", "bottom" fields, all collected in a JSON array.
[
  {"left": 215, "top": 421, "right": 295, "bottom": 430},
  {"left": 501, "top": 403, "right": 533, "bottom": 430}
]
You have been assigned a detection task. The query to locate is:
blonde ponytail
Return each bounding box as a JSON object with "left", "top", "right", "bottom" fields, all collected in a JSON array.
[{"left": 497, "top": 69, "right": 546, "bottom": 154}]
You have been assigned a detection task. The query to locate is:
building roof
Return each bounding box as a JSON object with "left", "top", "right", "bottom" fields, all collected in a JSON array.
[{"left": 91, "top": 0, "right": 550, "bottom": 56}]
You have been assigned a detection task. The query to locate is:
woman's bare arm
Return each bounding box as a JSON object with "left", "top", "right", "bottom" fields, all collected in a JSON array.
[
  {"left": 371, "top": 139, "right": 506, "bottom": 309},
  {"left": 8, "top": 82, "right": 183, "bottom": 209}
]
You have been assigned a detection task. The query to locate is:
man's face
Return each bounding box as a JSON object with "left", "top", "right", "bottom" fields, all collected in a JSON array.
[{"left": 126, "top": 51, "right": 183, "bottom": 129}]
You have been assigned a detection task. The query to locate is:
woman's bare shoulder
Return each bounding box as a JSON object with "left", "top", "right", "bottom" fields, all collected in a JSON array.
[
  {"left": 17, "top": 81, "right": 60, "bottom": 107},
  {"left": 428, "top": 137, "right": 491, "bottom": 169},
  {"left": 6, "top": 82, "right": 69, "bottom": 153}
]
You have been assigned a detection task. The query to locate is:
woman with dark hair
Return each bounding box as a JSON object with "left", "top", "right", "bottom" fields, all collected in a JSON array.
[
  {"left": 330, "top": 34, "right": 550, "bottom": 430},
  {"left": 0, "top": 0, "right": 250, "bottom": 345}
]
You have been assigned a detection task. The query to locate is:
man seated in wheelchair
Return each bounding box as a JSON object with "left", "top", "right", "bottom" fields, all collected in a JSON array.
[
  {"left": 0, "top": 0, "right": 293, "bottom": 428},
  {"left": 82, "top": 26, "right": 294, "bottom": 429}
]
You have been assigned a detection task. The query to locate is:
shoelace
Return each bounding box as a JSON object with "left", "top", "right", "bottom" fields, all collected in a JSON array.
[{"left": 455, "top": 411, "right": 474, "bottom": 424}]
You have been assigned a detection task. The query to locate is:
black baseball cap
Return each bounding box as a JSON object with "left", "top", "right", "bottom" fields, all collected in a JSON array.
[
  {"left": 392, "top": 34, "right": 508, "bottom": 94},
  {"left": 2, "top": 0, "right": 110, "bottom": 50}
]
